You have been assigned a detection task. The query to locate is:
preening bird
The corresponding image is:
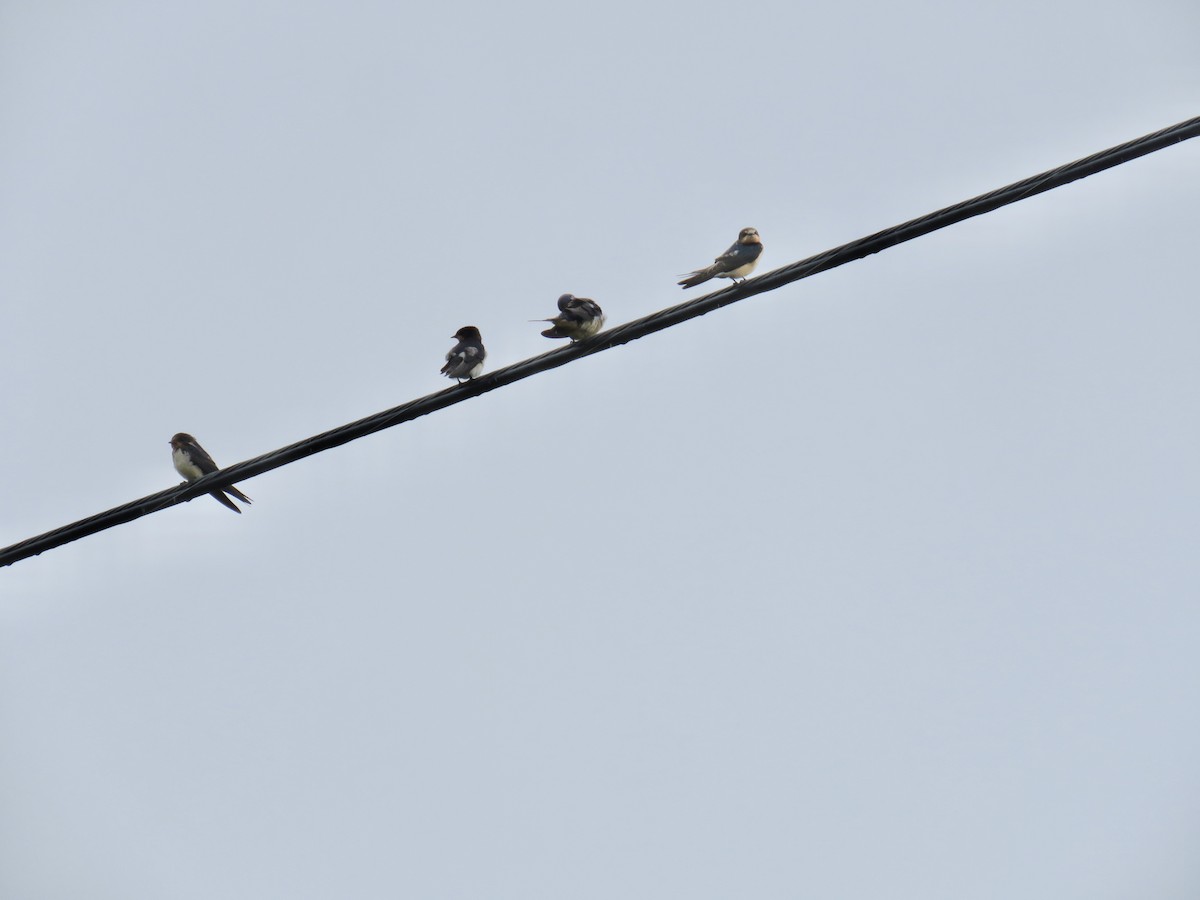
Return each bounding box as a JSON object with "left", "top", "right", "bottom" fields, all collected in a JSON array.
[{"left": 536, "top": 294, "right": 606, "bottom": 342}]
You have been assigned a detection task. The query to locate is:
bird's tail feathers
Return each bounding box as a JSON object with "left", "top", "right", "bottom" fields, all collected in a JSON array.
[
  {"left": 226, "top": 485, "right": 252, "bottom": 505},
  {"left": 678, "top": 267, "right": 716, "bottom": 288},
  {"left": 209, "top": 490, "right": 244, "bottom": 513}
]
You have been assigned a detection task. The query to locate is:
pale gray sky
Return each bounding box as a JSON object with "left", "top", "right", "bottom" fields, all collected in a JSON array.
[{"left": 2, "top": 1, "right": 1199, "bottom": 897}]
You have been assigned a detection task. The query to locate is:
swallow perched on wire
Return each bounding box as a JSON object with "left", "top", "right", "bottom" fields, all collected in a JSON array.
[
  {"left": 441, "top": 325, "right": 486, "bottom": 382},
  {"left": 678, "top": 227, "right": 763, "bottom": 288},
  {"left": 536, "top": 294, "right": 606, "bottom": 342},
  {"left": 169, "top": 432, "right": 252, "bottom": 514}
]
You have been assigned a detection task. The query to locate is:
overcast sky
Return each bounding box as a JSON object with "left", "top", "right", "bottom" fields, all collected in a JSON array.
[{"left": 2, "top": 1, "right": 1199, "bottom": 897}]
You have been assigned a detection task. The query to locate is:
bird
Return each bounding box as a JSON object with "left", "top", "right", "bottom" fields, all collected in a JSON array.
[
  {"left": 536, "top": 294, "right": 606, "bottom": 342},
  {"left": 169, "top": 432, "right": 252, "bottom": 514},
  {"left": 441, "top": 326, "right": 486, "bottom": 381},
  {"left": 678, "top": 227, "right": 763, "bottom": 288}
]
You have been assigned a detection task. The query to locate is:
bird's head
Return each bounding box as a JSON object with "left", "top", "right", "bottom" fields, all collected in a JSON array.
[{"left": 738, "top": 227, "right": 761, "bottom": 244}]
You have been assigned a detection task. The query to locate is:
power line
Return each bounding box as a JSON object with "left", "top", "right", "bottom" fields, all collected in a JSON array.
[{"left": 4, "top": 115, "right": 1198, "bottom": 569}]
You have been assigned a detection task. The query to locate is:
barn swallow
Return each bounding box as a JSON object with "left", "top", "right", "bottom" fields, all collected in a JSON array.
[
  {"left": 441, "top": 325, "right": 486, "bottom": 381},
  {"left": 169, "top": 433, "right": 252, "bottom": 514},
  {"left": 537, "top": 294, "right": 606, "bottom": 341},
  {"left": 678, "top": 227, "right": 763, "bottom": 288}
]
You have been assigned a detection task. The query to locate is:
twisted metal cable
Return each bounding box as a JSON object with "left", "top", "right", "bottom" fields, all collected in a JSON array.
[{"left": 4, "top": 115, "right": 1198, "bottom": 568}]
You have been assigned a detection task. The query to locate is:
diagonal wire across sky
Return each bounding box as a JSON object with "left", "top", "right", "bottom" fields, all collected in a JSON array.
[{"left": 3, "top": 114, "right": 1198, "bottom": 569}]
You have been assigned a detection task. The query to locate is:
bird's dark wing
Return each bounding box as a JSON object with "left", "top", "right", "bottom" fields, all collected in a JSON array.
[
  {"left": 186, "top": 442, "right": 221, "bottom": 475},
  {"left": 441, "top": 343, "right": 482, "bottom": 375},
  {"left": 713, "top": 240, "right": 762, "bottom": 272}
]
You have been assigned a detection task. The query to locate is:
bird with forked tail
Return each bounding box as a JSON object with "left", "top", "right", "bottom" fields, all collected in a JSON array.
[
  {"left": 678, "top": 227, "right": 763, "bottom": 288},
  {"left": 170, "top": 432, "right": 252, "bottom": 514}
]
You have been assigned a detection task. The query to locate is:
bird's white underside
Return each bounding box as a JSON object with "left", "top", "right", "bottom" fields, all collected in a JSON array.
[{"left": 172, "top": 449, "right": 204, "bottom": 482}]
